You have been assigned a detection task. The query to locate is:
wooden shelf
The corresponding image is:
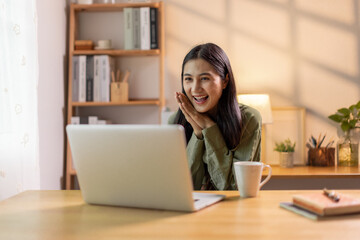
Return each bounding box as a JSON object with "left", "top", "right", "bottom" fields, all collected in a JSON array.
[
  {"left": 263, "top": 165, "right": 360, "bottom": 179},
  {"left": 73, "top": 2, "right": 160, "bottom": 12},
  {"left": 72, "top": 99, "right": 160, "bottom": 107},
  {"left": 73, "top": 49, "right": 160, "bottom": 56},
  {"left": 66, "top": 2, "right": 165, "bottom": 190}
]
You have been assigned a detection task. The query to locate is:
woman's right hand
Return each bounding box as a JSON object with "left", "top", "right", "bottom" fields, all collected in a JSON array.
[{"left": 175, "top": 92, "right": 214, "bottom": 139}]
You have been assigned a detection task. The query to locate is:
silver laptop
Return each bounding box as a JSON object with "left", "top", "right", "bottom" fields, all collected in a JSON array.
[{"left": 66, "top": 124, "right": 225, "bottom": 212}]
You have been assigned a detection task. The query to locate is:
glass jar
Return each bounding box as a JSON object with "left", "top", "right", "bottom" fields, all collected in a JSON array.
[{"left": 337, "top": 130, "right": 359, "bottom": 167}]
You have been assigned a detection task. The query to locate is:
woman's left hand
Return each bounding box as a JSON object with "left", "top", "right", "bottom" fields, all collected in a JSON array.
[{"left": 175, "top": 92, "right": 215, "bottom": 133}]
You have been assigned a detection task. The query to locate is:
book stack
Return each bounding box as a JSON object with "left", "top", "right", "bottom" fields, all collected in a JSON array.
[
  {"left": 72, "top": 55, "right": 115, "bottom": 102},
  {"left": 124, "top": 7, "right": 158, "bottom": 50},
  {"left": 71, "top": 116, "right": 112, "bottom": 125},
  {"left": 280, "top": 190, "right": 360, "bottom": 220}
]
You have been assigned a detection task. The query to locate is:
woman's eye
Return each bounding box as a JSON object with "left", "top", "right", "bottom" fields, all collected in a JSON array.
[
  {"left": 184, "top": 77, "right": 192, "bottom": 81},
  {"left": 201, "top": 77, "right": 209, "bottom": 81}
]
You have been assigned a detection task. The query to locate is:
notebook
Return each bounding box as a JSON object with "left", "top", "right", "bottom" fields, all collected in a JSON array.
[{"left": 66, "top": 124, "right": 225, "bottom": 212}]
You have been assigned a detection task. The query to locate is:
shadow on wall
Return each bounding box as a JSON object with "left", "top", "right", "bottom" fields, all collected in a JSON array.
[{"left": 164, "top": 0, "right": 360, "bottom": 129}]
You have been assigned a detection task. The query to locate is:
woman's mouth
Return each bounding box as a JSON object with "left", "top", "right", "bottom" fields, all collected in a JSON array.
[{"left": 193, "top": 95, "right": 208, "bottom": 104}]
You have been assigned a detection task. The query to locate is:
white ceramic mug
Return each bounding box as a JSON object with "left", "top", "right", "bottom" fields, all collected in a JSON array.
[{"left": 233, "top": 162, "right": 272, "bottom": 198}]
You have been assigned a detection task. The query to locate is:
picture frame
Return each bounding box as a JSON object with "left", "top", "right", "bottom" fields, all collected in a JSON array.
[{"left": 264, "top": 107, "right": 306, "bottom": 165}]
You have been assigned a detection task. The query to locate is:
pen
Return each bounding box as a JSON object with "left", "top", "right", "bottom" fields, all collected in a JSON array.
[{"left": 323, "top": 188, "right": 340, "bottom": 202}]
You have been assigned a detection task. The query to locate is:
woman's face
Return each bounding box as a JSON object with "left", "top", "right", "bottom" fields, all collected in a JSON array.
[{"left": 182, "top": 58, "right": 228, "bottom": 116}]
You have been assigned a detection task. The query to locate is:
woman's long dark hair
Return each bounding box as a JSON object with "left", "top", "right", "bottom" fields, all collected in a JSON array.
[{"left": 174, "top": 43, "right": 242, "bottom": 149}]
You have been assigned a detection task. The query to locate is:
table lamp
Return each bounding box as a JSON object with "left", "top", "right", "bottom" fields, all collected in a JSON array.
[{"left": 237, "top": 94, "right": 273, "bottom": 162}]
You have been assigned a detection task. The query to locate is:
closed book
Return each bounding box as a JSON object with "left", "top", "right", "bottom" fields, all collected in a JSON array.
[
  {"left": 124, "top": 8, "right": 134, "bottom": 50},
  {"left": 293, "top": 192, "right": 360, "bottom": 216},
  {"left": 133, "top": 8, "right": 141, "bottom": 49},
  {"left": 79, "top": 116, "right": 89, "bottom": 124},
  {"left": 150, "top": 7, "right": 158, "bottom": 49},
  {"left": 72, "top": 56, "right": 79, "bottom": 102},
  {"left": 99, "top": 55, "right": 114, "bottom": 102},
  {"left": 70, "top": 116, "right": 80, "bottom": 125},
  {"left": 88, "top": 116, "right": 98, "bottom": 124},
  {"left": 86, "top": 56, "right": 94, "bottom": 102},
  {"left": 140, "top": 7, "right": 150, "bottom": 50},
  {"left": 93, "top": 56, "right": 100, "bottom": 102},
  {"left": 78, "top": 55, "right": 87, "bottom": 102}
]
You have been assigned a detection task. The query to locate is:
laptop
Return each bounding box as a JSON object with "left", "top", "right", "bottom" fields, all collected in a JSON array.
[{"left": 66, "top": 124, "right": 225, "bottom": 212}]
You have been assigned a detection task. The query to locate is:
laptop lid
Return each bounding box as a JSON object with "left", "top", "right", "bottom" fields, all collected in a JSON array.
[{"left": 66, "top": 124, "right": 196, "bottom": 212}]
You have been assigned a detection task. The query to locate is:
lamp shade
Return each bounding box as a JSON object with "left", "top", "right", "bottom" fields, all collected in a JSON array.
[{"left": 237, "top": 94, "right": 273, "bottom": 124}]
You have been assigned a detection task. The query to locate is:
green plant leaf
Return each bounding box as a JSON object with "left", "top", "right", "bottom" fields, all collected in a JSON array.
[
  {"left": 350, "top": 105, "right": 356, "bottom": 112},
  {"left": 338, "top": 108, "right": 350, "bottom": 117},
  {"left": 356, "top": 100, "right": 360, "bottom": 109},
  {"left": 349, "top": 119, "right": 357, "bottom": 128},
  {"left": 274, "top": 138, "right": 295, "bottom": 152},
  {"left": 328, "top": 114, "right": 343, "bottom": 123},
  {"left": 341, "top": 121, "right": 350, "bottom": 132}
]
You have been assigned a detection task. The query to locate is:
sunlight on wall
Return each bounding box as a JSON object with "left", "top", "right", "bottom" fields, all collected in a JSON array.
[
  {"left": 230, "top": 0, "right": 290, "bottom": 48},
  {"left": 297, "top": 0, "right": 354, "bottom": 24},
  {"left": 163, "top": 0, "right": 360, "bottom": 144},
  {"left": 298, "top": 18, "right": 358, "bottom": 76}
]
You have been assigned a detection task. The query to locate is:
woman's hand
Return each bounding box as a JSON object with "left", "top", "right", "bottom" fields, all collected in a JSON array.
[{"left": 175, "top": 92, "right": 215, "bottom": 138}]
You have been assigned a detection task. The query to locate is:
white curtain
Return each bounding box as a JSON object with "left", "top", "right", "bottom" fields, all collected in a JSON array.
[{"left": 0, "top": 0, "right": 40, "bottom": 200}]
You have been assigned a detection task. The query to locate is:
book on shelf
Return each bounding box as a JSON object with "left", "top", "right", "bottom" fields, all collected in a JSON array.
[
  {"left": 86, "top": 56, "right": 94, "bottom": 102},
  {"left": 140, "top": 7, "right": 150, "bottom": 50},
  {"left": 100, "top": 55, "right": 115, "bottom": 102},
  {"left": 280, "top": 190, "right": 360, "bottom": 220},
  {"left": 124, "top": 7, "right": 158, "bottom": 50},
  {"left": 93, "top": 55, "right": 101, "bottom": 102},
  {"left": 133, "top": 8, "right": 141, "bottom": 49},
  {"left": 72, "top": 56, "right": 79, "bottom": 102},
  {"left": 150, "top": 7, "right": 158, "bottom": 49},
  {"left": 79, "top": 55, "right": 87, "bottom": 102},
  {"left": 124, "top": 7, "right": 134, "bottom": 50}
]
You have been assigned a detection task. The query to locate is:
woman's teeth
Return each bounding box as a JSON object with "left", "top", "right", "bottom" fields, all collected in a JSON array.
[{"left": 193, "top": 96, "right": 208, "bottom": 103}]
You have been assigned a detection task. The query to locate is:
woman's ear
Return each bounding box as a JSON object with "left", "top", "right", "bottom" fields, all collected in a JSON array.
[{"left": 223, "top": 74, "right": 229, "bottom": 89}]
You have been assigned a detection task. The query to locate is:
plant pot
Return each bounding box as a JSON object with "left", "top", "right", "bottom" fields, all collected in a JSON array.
[{"left": 279, "top": 152, "right": 294, "bottom": 168}]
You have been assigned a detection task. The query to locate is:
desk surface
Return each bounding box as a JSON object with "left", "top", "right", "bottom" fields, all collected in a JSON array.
[
  {"left": 1, "top": 190, "right": 360, "bottom": 239},
  {"left": 267, "top": 165, "right": 360, "bottom": 178}
]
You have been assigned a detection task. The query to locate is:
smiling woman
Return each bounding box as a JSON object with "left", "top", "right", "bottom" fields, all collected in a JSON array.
[{"left": 169, "top": 43, "right": 262, "bottom": 190}]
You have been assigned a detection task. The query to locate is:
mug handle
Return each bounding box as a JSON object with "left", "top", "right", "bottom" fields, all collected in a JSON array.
[{"left": 259, "top": 164, "right": 272, "bottom": 189}]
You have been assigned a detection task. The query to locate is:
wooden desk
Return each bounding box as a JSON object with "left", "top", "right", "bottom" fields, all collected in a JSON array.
[
  {"left": 1, "top": 190, "right": 360, "bottom": 239},
  {"left": 262, "top": 166, "right": 360, "bottom": 190}
]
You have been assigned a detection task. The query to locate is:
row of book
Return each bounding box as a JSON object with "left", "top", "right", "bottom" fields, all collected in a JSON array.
[
  {"left": 72, "top": 55, "right": 115, "bottom": 102},
  {"left": 124, "top": 7, "right": 158, "bottom": 50},
  {"left": 71, "top": 116, "right": 112, "bottom": 125}
]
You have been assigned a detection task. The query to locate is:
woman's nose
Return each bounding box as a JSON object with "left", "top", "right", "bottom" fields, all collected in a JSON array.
[{"left": 193, "top": 79, "right": 202, "bottom": 91}]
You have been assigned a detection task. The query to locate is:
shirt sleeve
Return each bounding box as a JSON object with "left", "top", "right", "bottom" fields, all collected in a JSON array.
[
  {"left": 186, "top": 133, "right": 205, "bottom": 190},
  {"left": 202, "top": 106, "right": 262, "bottom": 190}
]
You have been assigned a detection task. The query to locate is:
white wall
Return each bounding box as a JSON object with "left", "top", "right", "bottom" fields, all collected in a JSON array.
[{"left": 37, "top": 0, "right": 67, "bottom": 189}]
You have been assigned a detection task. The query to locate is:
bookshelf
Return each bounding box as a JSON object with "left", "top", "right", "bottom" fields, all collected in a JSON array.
[{"left": 66, "top": 2, "right": 165, "bottom": 189}]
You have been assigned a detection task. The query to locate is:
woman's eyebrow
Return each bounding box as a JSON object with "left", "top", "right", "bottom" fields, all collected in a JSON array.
[
  {"left": 184, "top": 72, "right": 211, "bottom": 76},
  {"left": 199, "top": 72, "right": 211, "bottom": 76}
]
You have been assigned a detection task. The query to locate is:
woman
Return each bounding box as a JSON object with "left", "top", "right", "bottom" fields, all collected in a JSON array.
[{"left": 168, "top": 43, "right": 262, "bottom": 190}]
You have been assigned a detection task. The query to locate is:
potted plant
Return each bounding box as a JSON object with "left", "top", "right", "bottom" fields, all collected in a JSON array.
[
  {"left": 328, "top": 101, "right": 360, "bottom": 167},
  {"left": 274, "top": 138, "right": 296, "bottom": 168}
]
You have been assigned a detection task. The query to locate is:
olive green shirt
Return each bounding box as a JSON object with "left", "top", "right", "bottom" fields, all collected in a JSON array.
[{"left": 168, "top": 104, "right": 262, "bottom": 190}]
